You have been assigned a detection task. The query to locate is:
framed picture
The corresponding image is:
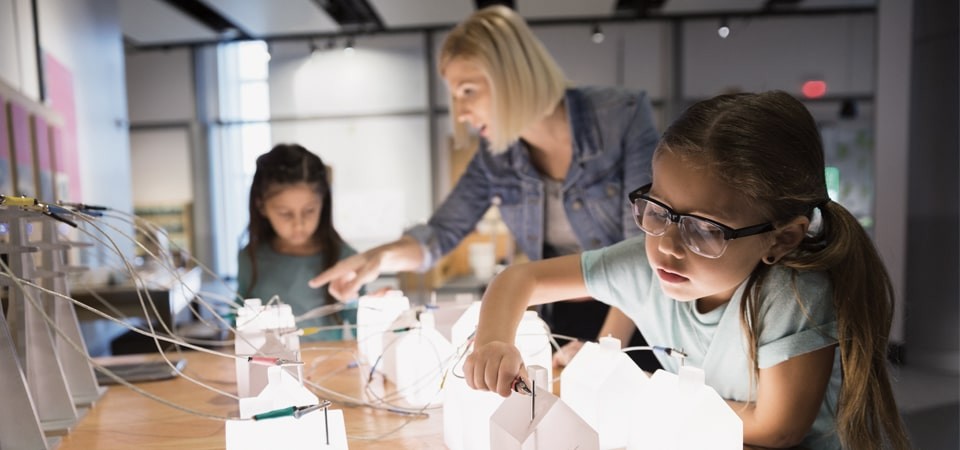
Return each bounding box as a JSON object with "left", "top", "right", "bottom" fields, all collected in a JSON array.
[
  {"left": 0, "top": 95, "right": 14, "bottom": 196},
  {"left": 8, "top": 100, "right": 36, "bottom": 198},
  {"left": 31, "top": 115, "right": 55, "bottom": 202}
]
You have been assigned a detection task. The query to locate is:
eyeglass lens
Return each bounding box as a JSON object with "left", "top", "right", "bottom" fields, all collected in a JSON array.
[{"left": 633, "top": 198, "right": 728, "bottom": 258}]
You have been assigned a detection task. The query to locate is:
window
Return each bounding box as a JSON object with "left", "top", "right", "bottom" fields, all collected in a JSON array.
[{"left": 210, "top": 41, "right": 271, "bottom": 278}]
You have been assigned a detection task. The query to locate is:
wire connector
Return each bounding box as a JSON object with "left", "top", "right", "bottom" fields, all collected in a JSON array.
[
  {"left": 247, "top": 356, "right": 304, "bottom": 366},
  {"left": 652, "top": 346, "right": 688, "bottom": 365}
]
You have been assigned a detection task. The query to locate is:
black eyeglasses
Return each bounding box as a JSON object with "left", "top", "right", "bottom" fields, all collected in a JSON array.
[{"left": 628, "top": 184, "right": 775, "bottom": 258}]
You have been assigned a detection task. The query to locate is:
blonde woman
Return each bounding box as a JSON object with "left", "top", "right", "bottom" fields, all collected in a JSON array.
[{"left": 310, "top": 5, "right": 660, "bottom": 368}]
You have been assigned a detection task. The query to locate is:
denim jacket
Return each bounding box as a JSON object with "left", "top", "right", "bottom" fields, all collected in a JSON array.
[{"left": 406, "top": 86, "right": 659, "bottom": 271}]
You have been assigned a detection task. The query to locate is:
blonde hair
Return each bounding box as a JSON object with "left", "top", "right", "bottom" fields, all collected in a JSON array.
[{"left": 439, "top": 5, "right": 567, "bottom": 153}]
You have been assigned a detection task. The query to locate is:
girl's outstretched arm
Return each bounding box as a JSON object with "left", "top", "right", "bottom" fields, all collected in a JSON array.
[
  {"left": 464, "top": 254, "right": 590, "bottom": 396},
  {"left": 729, "top": 345, "right": 836, "bottom": 448}
]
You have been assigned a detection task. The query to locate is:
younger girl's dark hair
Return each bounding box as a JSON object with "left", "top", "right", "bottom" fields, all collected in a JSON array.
[
  {"left": 245, "top": 143, "right": 343, "bottom": 307},
  {"left": 657, "top": 91, "right": 909, "bottom": 450}
]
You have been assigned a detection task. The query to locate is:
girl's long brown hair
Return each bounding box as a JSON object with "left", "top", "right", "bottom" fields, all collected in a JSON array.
[
  {"left": 244, "top": 143, "right": 343, "bottom": 308},
  {"left": 658, "top": 91, "right": 910, "bottom": 449}
]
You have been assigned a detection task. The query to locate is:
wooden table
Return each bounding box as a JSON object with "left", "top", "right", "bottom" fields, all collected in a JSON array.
[{"left": 58, "top": 342, "right": 449, "bottom": 449}]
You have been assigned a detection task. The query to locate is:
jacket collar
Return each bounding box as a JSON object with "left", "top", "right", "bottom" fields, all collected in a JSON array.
[{"left": 565, "top": 88, "right": 604, "bottom": 163}]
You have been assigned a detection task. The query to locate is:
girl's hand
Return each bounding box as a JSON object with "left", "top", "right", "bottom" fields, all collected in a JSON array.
[{"left": 463, "top": 341, "right": 526, "bottom": 397}]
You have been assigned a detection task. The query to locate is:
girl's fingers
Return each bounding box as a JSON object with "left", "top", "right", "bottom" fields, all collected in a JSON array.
[
  {"left": 484, "top": 353, "right": 505, "bottom": 396},
  {"left": 463, "top": 353, "right": 477, "bottom": 390},
  {"left": 497, "top": 363, "right": 517, "bottom": 397}
]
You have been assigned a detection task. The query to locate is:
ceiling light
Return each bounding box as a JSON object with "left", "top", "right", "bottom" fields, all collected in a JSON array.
[
  {"left": 591, "top": 23, "right": 605, "bottom": 44},
  {"left": 344, "top": 37, "right": 355, "bottom": 56},
  {"left": 718, "top": 17, "right": 730, "bottom": 39}
]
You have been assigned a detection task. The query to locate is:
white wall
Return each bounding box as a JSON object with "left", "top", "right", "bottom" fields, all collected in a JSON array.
[
  {"left": 130, "top": 128, "right": 193, "bottom": 205},
  {"left": 683, "top": 15, "right": 875, "bottom": 97},
  {"left": 125, "top": 48, "right": 195, "bottom": 123},
  {"left": 125, "top": 47, "right": 196, "bottom": 208},
  {"left": 38, "top": 0, "right": 131, "bottom": 211}
]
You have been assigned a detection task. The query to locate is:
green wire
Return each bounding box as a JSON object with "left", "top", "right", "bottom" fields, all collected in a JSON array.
[{"left": 252, "top": 406, "right": 296, "bottom": 421}]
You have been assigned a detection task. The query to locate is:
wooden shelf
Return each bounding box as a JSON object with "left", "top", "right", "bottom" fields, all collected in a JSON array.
[{"left": 133, "top": 202, "right": 193, "bottom": 258}]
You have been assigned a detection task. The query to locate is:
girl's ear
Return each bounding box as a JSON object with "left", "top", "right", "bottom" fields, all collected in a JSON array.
[{"left": 765, "top": 216, "right": 810, "bottom": 263}]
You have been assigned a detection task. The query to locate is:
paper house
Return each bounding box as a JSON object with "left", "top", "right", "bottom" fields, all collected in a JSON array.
[
  {"left": 489, "top": 366, "right": 599, "bottom": 450},
  {"left": 379, "top": 311, "right": 455, "bottom": 406},
  {"left": 561, "top": 337, "right": 649, "bottom": 449},
  {"left": 226, "top": 366, "right": 348, "bottom": 449},
  {"left": 355, "top": 290, "right": 410, "bottom": 368},
  {"left": 628, "top": 367, "right": 743, "bottom": 449},
  {"left": 234, "top": 298, "right": 301, "bottom": 398},
  {"left": 443, "top": 305, "right": 554, "bottom": 450}
]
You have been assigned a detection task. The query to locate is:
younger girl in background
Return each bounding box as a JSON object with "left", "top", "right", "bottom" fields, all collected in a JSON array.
[
  {"left": 464, "top": 91, "right": 910, "bottom": 449},
  {"left": 237, "top": 144, "right": 358, "bottom": 341}
]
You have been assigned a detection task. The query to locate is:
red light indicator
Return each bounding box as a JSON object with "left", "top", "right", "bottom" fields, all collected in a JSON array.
[{"left": 802, "top": 80, "right": 827, "bottom": 98}]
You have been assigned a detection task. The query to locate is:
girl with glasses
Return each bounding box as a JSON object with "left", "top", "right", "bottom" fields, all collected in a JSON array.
[
  {"left": 238, "top": 144, "right": 358, "bottom": 341},
  {"left": 463, "top": 91, "right": 910, "bottom": 450}
]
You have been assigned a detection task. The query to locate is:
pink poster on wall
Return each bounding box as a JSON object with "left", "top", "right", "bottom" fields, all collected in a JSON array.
[
  {"left": 43, "top": 52, "right": 81, "bottom": 201},
  {"left": 9, "top": 101, "right": 36, "bottom": 197},
  {"left": 51, "top": 126, "right": 68, "bottom": 200},
  {"left": 32, "top": 115, "right": 55, "bottom": 202},
  {"left": 0, "top": 95, "right": 13, "bottom": 195}
]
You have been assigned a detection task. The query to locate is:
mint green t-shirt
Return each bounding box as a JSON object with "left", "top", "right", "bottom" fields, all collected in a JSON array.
[
  {"left": 581, "top": 235, "right": 842, "bottom": 449},
  {"left": 237, "top": 243, "right": 358, "bottom": 341}
]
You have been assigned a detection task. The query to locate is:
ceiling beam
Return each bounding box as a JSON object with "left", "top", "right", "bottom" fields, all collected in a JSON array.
[{"left": 161, "top": 0, "right": 253, "bottom": 39}]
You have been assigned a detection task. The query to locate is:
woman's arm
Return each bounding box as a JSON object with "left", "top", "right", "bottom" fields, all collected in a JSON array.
[
  {"left": 729, "top": 345, "right": 836, "bottom": 448},
  {"left": 308, "top": 235, "right": 424, "bottom": 300},
  {"left": 310, "top": 149, "right": 496, "bottom": 299},
  {"left": 465, "top": 254, "right": 590, "bottom": 396}
]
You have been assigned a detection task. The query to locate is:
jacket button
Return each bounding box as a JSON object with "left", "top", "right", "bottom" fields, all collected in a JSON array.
[
  {"left": 607, "top": 186, "right": 617, "bottom": 197},
  {"left": 572, "top": 200, "right": 583, "bottom": 210},
  {"left": 491, "top": 195, "right": 502, "bottom": 206}
]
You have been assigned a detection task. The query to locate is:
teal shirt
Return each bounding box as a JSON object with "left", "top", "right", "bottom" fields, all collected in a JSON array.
[
  {"left": 237, "top": 243, "right": 358, "bottom": 341},
  {"left": 581, "top": 235, "right": 842, "bottom": 449}
]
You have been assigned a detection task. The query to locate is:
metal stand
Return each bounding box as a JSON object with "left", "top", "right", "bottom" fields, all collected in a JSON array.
[
  {"left": 0, "top": 296, "right": 52, "bottom": 449},
  {"left": 38, "top": 215, "right": 106, "bottom": 406},
  {"left": 1, "top": 210, "right": 79, "bottom": 438}
]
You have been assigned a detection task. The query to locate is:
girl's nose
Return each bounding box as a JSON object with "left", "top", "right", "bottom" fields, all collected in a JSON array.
[
  {"left": 657, "top": 223, "right": 686, "bottom": 259},
  {"left": 294, "top": 215, "right": 308, "bottom": 230},
  {"left": 456, "top": 110, "right": 472, "bottom": 124}
]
